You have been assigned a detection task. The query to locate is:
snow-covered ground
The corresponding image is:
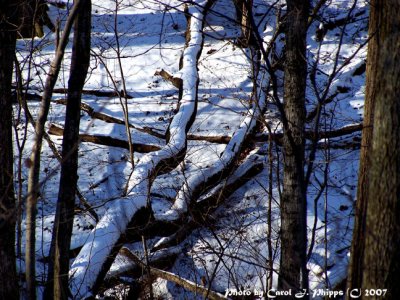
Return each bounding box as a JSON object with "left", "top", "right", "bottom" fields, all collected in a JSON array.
[{"left": 13, "top": 0, "right": 367, "bottom": 298}]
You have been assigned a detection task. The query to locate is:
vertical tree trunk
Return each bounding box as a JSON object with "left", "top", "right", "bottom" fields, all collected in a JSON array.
[
  {"left": 24, "top": 1, "right": 83, "bottom": 298},
  {"left": 346, "top": 0, "right": 380, "bottom": 292},
  {"left": 44, "top": 1, "right": 91, "bottom": 299},
  {"left": 360, "top": 2, "right": 400, "bottom": 298},
  {"left": 279, "top": 0, "right": 309, "bottom": 292},
  {"left": 18, "top": 0, "right": 55, "bottom": 38},
  {"left": 0, "top": 2, "right": 20, "bottom": 299},
  {"left": 234, "top": 0, "right": 254, "bottom": 47}
]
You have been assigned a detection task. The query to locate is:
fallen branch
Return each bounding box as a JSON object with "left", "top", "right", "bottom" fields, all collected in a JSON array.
[
  {"left": 53, "top": 99, "right": 165, "bottom": 139},
  {"left": 44, "top": 140, "right": 264, "bottom": 286},
  {"left": 11, "top": 87, "right": 134, "bottom": 101},
  {"left": 154, "top": 69, "right": 183, "bottom": 89},
  {"left": 307, "top": 123, "right": 363, "bottom": 139},
  {"left": 120, "top": 247, "right": 228, "bottom": 300},
  {"left": 107, "top": 245, "right": 183, "bottom": 280},
  {"left": 54, "top": 99, "right": 361, "bottom": 145},
  {"left": 55, "top": 99, "right": 231, "bottom": 142},
  {"left": 53, "top": 88, "right": 133, "bottom": 98},
  {"left": 254, "top": 123, "right": 363, "bottom": 143},
  {"left": 187, "top": 133, "right": 230, "bottom": 144},
  {"left": 48, "top": 123, "right": 161, "bottom": 153},
  {"left": 11, "top": 90, "right": 41, "bottom": 102}
]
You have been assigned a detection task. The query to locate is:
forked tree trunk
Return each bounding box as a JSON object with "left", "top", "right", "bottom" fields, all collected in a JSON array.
[
  {"left": 357, "top": 2, "right": 400, "bottom": 298},
  {"left": 0, "top": 2, "right": 20, "bottom": 299},
  {"left": 279, "top": 0, "right": 309, "bottom": 292},
  {"left": 44, "top": 1, "right": 91, "bottom": 299}
]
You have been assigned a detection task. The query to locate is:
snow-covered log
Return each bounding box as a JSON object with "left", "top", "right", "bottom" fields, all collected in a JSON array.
[
  {"left": 68, "top": 2, "right": 211, "bottom": 298},
  {"left": 152, "top": 151, "right": 264, "bottom": 252},
  {"left": 156, "top": 67, "right": 268, "bottom": 221}
]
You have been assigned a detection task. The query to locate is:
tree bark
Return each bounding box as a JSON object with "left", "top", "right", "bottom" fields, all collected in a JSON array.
[
  {"left": 347, "top": 0, "right": 380, "bottom": 292},
  {"left": 44, "top": 1, "right": 91, "bottom": 299},
  {"left": 358, "top": 2, "right": 400, "bottom": 298},
  {"left": 0, "top": 2, "right": 20, "bottom": 299},
  {"left": 25, "top": 1, "right": 83, "bottom": 298},
  {"left": 53, "top": 99, "right": 165, "bottom": 138},
  {"left": 279, "top": 0, "right": 309, "bottom": 292},
  {"left": 234, "top": 0, "right": 254, "bottom": 47},
  {"left": 48, "top": 123, "right": 161, "bottom": 152}
]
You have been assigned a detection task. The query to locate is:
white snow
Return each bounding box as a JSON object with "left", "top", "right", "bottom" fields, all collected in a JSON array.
[{"left": 13, "top": 0, "right": 368, "bottom": 298}]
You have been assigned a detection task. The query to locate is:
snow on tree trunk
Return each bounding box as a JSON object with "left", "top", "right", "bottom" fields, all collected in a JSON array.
[
  {"left": 69, "top": 2, "right": 211, "bottom": 298},
  {"left": 152, "top": 150, "right": 264, "bottom": 251},
  {"left": 156, "top": 60, "right": 267, "bottom": 222}
]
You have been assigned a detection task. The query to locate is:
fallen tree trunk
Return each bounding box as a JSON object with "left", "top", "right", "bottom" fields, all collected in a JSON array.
[
  {"left": 152, "top": 152, "right": 264, "bottom": 252},
  {"left": 53, "top": 88, "right": 133, "bottom": 98},
  {"left": 254, "top": 122, "right": 363, "bottom": 144},
  {"left": 52, "top": 98, "right": 358, "bottom": 145},
  {"left": 68, "top": 2, "right": 212, "bottom": 297},
  {"left": 156, "top": 49, "right": 267, "bottom": 222},
  {"left": 99, "top": 153, "right": 263, "bottom": 297},
  {"left": 55, "top": 99, "right": 232, "bottom": 143},
  {"left": 48, "top": 123, "right": 161, "bottom": 153},
  {"left": 52, "top": 101, "right": 362, "bottom": 152},
  {"left": 306, "top": 123, "right": 363, "bottom": 139},
  {"left": 40, "top": 151, "right": 264, "bottom": 271},
  {"left": 106, "top": 244, "right": 183, "bottom": 280},
  {"left": 187, "top": 133, "right": 230, "bottom": 144}
]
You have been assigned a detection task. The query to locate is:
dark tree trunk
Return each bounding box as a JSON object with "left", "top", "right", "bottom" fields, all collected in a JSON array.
[
  {"left": 279, "top": 0, "right": 309, "bottom": 292},
  {"left": 346, "top": 0, "right": 380, "bottom": 292},
  {"left": 25, "top": 2, "right": 83, "bottom": 298},
  {"left": 358, "top": 2, "right": 400, "bottom": 298},
  {"left": 234, "top": 0, "right": 254, "bottom": 47},
  {"left": 44, "top": 1, "right": 91, "bottom": 299},
  {"left": 18, "top": 0, "right": 55, "bottom": 38},
  {"left": 0, "top": 2, "right": 20, "bottom": 299}
]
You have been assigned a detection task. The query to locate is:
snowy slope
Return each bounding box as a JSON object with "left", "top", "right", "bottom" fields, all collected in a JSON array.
[{"left": 13, "top": 0, "right": 367, "bottom": 298}]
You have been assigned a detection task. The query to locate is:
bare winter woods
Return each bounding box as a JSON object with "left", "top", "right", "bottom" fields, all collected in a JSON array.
[{"left": 0, "top": 0, "right": 399, "bottom": 299}]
